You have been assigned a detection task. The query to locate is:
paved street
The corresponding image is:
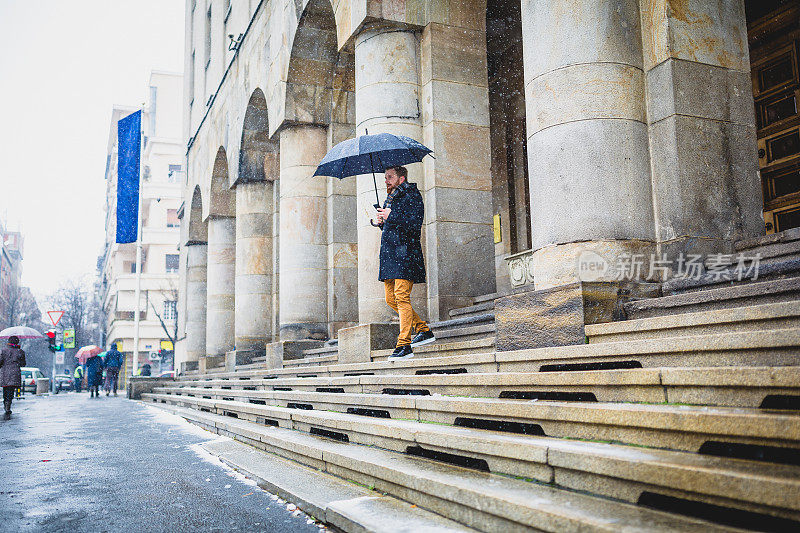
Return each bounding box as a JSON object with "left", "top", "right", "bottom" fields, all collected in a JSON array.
[{"left": 0, "top": 392, "right": 325, "bottom": 533}]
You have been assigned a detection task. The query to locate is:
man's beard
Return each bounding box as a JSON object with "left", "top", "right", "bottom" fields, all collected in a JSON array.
[{"left": 386, "top": 183, "right": 395, "bottom": 193}]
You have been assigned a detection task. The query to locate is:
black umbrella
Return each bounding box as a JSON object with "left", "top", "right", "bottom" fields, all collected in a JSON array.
[{"left": 313, "top": 131, "right": 433, "bottom": 207}]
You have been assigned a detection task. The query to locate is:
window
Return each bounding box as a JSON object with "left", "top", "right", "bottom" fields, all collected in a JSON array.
[
  {"left": 163, "top": 300, "right": 177, "bottom": 320},
  {"left": 149, "top": 86, "right": 157, "bottom": 135},
  {"left": 165, "top": 254, "right": 179, "bottom": 273},
  {"left": 190, "top": 50, "right": 195, "bottom": 106},
  {"left": 205, "top": 6, "right": 212, "bottom": 70},
  {"left": 167, "top": 209, "right": 179, "bottom": 227},
  {"left": 168, "top": 164, "right": 182, "bottom": 183}
]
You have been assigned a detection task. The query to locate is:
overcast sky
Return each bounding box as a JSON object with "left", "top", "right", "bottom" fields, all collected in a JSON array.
[{"left": 0, "top": 0, "right": 184, "bottom": 301}]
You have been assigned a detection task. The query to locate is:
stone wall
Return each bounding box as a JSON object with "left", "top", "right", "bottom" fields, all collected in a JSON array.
[{"left": 175, "top": 0, "right": 764, "bottom": 370}]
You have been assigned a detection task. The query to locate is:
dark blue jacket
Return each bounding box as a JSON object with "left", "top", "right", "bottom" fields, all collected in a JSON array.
[
  {"left": 104, "top": 348, "right": 123, "bottom": 370},
  {"left": 379, "top": 182, "right": 426, "bottom": 284},
  {"left": 85, "top": 355, "right": 104, "bottom": 387}
]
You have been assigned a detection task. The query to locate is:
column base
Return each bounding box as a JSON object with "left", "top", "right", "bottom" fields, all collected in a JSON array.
[
  {"left": 180, "top": 361, "right": 199, "bottom": 374},
  {"left": 338, "top": 323, "right": 398, "bottom": 364},
  {"left": 495, "top": 281, "right": 659, "bottom": 351},
  {"left": 199, "top": 355, "right": 225, "bottom": 373},
  {"left": 265, "top": 340, "right": 325, "bottom": 369},
  {"left": 279, "top": 323, "right": 328, "bottom": 341}
]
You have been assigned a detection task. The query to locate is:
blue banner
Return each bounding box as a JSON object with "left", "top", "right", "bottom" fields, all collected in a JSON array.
[{"left": 116, "top": 110, "right": 141, "bottom": 244}]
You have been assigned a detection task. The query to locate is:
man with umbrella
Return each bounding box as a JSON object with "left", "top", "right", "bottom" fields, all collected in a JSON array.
[
  {"left": 314, "top": 133, "right": 438, "bottom": 359},
  {"left": 374, "top": 166, "right": 435, "bottom": 359}
]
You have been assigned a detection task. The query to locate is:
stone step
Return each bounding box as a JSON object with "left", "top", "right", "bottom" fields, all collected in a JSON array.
[
  {"left": 497, "top": 328, "right": 800, "bottom": 372},
  {"left": 171, "top": 366, "right": 800, "bottom": 409},
  {"left": 143, "top": 393, "right": 800, "bottom": 523},
  {"left": 302, "top": 345, "right": 339, "bottom": 357},
  {"left": 713, "top": 239, "right": 800, "bottom": 267},
  {"left": 587, "top": 301, "right": 800, "bottom": 343},
  {"left": 431, "top": 323, "right": 496, "bottom": 343},
  {"left": 429, "top": 313, "right": 494, "bottom": 331},
  {"left": 283, "top": 354, "right": 338, "bottom": 367},
  {"left": 625, "top": 276, "right": 800, "bottom": 319},
  {"left": 448, "top": 301, "right": 494, "bottom": 319},
  {"left": 179, "top": 328, "right": 800, "bottom": 382},
  {"left": 472, "top": 292, "right": 498, "bottom": 304},
  {"left": 145, "top": 402, "right": 740, "bottom": 532},
  {"left": 198, "top": 438, "right": 474, "bottom": 532},
  {"left": 371, "top": 337, "right": 496, "bottom": 361},
  {"left": 149, "top": 386, "right": 800, "bottom": 453},
  {"left": 662, "top": 259, "right": 800, "bottom": 296},
  {"left": 735, "top": 227, "right": 800, "bottom": 252}
]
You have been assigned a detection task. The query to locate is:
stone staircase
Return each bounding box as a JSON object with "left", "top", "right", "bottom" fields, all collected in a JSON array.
[{"left": 155, "top": 231, "right": 800, "bottom": 531}]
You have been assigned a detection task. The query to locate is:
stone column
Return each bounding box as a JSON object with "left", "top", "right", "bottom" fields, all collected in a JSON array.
[
  {"left": 640, "top": 0, "right": 762, "bottom": 259},
  {"left": 355, "top": 26, "right": 427, "bottom": 323},
  {"left": 184, "top": 243, "right": 207, "bottom": 363},
  {"left": 420, "top": 22, "right": 496, "bottom": 319},
  {"left": 235, "top": 181, "right": 274, "bottom": 354},
  {"left": 278, "top": 125, "right": 328, "bottom": 340},
  {"left": 521, "top": 0, "right": 656, "bottom": 289},
  {"left": 206, "top": 216, "right": 235, "bottom": 355}
]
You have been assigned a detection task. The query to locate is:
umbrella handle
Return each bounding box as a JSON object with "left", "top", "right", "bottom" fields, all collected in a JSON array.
[{"left": 365, "top": 128, "right": 382, "bottom": 208}]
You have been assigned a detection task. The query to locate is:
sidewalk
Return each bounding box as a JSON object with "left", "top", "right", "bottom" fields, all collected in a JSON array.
[{"left": 0, "top": 392, "right": 325, "bottom": 533}]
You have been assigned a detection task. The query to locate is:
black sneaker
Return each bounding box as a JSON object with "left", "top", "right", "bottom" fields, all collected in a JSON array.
[
  {"left": 411, "top": 330, "right": 436, "bottom": 347},
  {"left": 388, "top": 345, "right": 414, "bottom": 360}
]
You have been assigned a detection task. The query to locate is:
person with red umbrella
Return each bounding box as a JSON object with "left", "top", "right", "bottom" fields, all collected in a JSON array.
[
  {"left": 0, "top": 336, "right": 26, "bottom": 419},
  {"left": 77, "top": 345, "right": 105, "bottom": 398}
]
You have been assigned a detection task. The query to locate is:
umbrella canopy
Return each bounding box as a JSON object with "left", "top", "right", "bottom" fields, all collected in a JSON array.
[
  {"left": 0, "top": 326, "right": 44, "bottom": 339},
  {"left": 314, "top": 133, "right": 432, "bottom": 179},
  {"left": 313, "top": 132, "right": 433, "bottom": 205},
  {"left": 75, "top": 345, "right": 102, "bottom": 364}
]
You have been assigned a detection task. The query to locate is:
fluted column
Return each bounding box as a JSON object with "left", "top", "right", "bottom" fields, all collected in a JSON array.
[
  {"left": 278, "top": 125, "right": 328, "bottom": 340},
  {"left": 206, "top": 216, "right": 235, "bottom": 355},
  {"left": 522, "top": 0, "right": 656, "bottom": 289},
  {"left": 184, "top": 243, "right": 207, "bottom": 363},
  {"left": 355, "top": 26, "right": 426, "bottom": 323},
  {"left": 235, "top": 181, "right": 274, "bottom": 352}
]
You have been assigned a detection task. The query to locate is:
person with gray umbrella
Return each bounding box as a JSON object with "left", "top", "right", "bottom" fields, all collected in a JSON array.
[{"left": 0, "top": 335, "right": 26, "bottom": 420}]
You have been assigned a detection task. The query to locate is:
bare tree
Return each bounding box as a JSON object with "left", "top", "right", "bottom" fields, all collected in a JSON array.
[
  {"left": 5, "top": 285, "right": 42, "bottom": 328},
  {"left": 47, "top": 277, "right": 98, "bottom": 354},
  {"left": 149, "top": 279, "right": 178, "bottom": 370}
]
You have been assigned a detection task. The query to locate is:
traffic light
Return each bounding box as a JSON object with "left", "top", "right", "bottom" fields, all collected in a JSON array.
[{"left": 46, "top": 330, "right": 56, "bottom": 352}]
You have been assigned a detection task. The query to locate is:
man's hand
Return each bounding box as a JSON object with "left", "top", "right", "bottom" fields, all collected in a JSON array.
[{"left": 376, "top": 207, "right": 391, "bottom": 223}]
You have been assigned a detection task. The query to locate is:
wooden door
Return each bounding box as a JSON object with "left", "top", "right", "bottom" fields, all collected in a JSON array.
[{"left": 750, "top": 2, "right": 800, "bottom": 233}]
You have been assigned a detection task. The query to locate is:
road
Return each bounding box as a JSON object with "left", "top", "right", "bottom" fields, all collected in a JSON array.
[{"left": 0, "top": 391, "right": 325, "bottom": 533}]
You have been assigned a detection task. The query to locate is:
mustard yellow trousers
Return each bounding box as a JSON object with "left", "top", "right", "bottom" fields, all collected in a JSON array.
[{"left": 384, "top": 279, "right": 429, "bottom": 347}]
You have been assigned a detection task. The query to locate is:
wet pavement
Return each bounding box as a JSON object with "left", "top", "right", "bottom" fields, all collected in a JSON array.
[{"left": 0, "top": 392, "right": 325, "bottom": 533}]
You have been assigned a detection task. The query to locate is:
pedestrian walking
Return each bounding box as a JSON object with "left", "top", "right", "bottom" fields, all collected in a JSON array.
[
  {"left": 73, "top": 365, "right": 83, "bottom": 392},
  {"left": 85, "top": 353, "right": 104, "bottom": 398},
  {"left": 0, "top": 336, "right": 26, "bottom": 420},
  {"left": 373, "top": 166, "right": 435, "bottom": 360},
  {"left": 104, "top": 343, "right": 123, "bottom": 396}
]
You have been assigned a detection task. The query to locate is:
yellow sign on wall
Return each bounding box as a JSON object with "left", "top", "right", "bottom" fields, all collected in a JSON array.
[
  {"left": 160, "top": 340, "right": 174, "bottom": 351},
  {"left": 493, "top": 214, "right": 502, "bottom": 244}
]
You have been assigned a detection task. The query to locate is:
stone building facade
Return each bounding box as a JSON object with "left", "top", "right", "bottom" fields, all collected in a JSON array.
[
  {"left": 176, "top": 0, "right": 794, "bottom": 370},
  {"left": 100, "top": 71, "right": 184, "bottom": 376}
]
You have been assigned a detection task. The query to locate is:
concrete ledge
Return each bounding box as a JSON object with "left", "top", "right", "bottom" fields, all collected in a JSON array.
[
  {"left": 338, "top": 323, "right": 397, "bottom": 364},
  {"left": 265, "top": 340, "right": 325, "bottom": 369},
  {"left": 495, "top": 281, "right": 659, "bottom": 351},
  {"left": 127, "top": 376, "right": 175, "bottom": 399}
]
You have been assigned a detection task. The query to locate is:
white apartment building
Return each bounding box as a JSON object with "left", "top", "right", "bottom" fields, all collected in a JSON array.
[{"left": 99, "top": 71, "right": 184, "bottom": 377}]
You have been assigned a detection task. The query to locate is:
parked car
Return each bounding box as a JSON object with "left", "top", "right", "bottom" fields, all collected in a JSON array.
[
  {"left": 158, "top": 371, "right": 175, "bottom": 379},
  {"left": 53, "top": 373, "right": 74, "bottom": 393},
  {"left": 20, "top": 367, "right": 44, "bottom": 393}
]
